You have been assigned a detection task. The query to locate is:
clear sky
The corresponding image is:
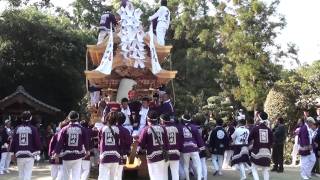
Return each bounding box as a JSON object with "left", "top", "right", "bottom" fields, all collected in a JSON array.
[
  {"left": 275, "top": 0, "right": 320, "bottom": 65},
  {"left": 1, "top": 0, "right": 320, "bottom": 67}
]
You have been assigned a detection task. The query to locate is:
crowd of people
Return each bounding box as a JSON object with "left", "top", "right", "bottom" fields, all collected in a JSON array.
[{"left": 1, "top": 88, "right": 320, "bottom": 180}]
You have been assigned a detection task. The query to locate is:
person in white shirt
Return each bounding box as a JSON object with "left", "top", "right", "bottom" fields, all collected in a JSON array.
[
  {"left": 0, "top": 119, "right": 12, "bottom": 175},
  {"left": 231, "top": 119, "right": 250, "bottom": 180},
  {"left": 137, "top": 97, "right": 150, "bottom": 135},
  {"left": 148, "top": 0, "right": 170, "bottom": 46},
  {"left": 121, "top": 98, "right": 133, "bottom": 134}
]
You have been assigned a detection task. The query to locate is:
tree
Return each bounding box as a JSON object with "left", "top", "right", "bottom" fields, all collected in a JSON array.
[
  {"left": 218, "top": 0, "right": 285, "bottom": 110},
  {"left": 203, "top": 95, "right": 234, "bottom": 121},
  {"left": 5, "top": 0, "right": 51, "bottom": 8},
  {"left": 264, "top": 86, "right": 296, "bottom": 123},
  {"left": 166, "top": 0, "right": 224, "bottom": 114},
  {"left": 1, "top": 0, "right": 298, "bottom": 117},
  {"left": 0, "top": 8, "right": 95, "bottom": 112},
  {"left": 295, "top": 60, "right": 320, "bottom": 109}
]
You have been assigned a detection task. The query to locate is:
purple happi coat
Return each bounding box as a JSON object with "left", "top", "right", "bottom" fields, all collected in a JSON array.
[
  {"left": 162, "top": 122, "right": 183, "bottom": 161},
  {"left": 157, "top": 100, "right": 175, "bottom": 118},
  {"left": 83, "top": 127, "right": 94, "bottom": 161},
  {"left": 181, "top": 123, "right": 205, "bottom": 153},
  {"left": 55, "top": 122, "right": 89, "bottom": 161},
  {"left": 138, "top": 125, "right": 169, "bottom": 163},
  {"left": 117, "top": 125, "right": 133, "bottom": 165},
  {"left": 49, "top": 133, "right": 62, "bottom": 164},
  {"left": 248, "top": 123, "right": 273, "bottom": 167},
  {"left": 298, "top": 124, "right": 313, "bottom": 156},
  {"left": 9, "top": 123, "right": 41, "bottom": 158},
  {"left": 99, "top": 125, "right": 131, "bottom": 164},
  {"left": 99, "top": 12, "right": 117, "bottom": 31}
]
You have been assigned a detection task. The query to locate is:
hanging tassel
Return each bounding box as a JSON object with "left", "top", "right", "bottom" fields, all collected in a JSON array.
[
  {"left": 95, "top": 23, "right": 114, "bottom": 75},
  {"left": 149, "top": 23, "right": 162, "bottom": 74}
]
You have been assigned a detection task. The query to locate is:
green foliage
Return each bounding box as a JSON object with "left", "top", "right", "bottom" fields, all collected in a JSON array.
[
  {"left": 264, "top": 86, "right": 296, "bottom": 122},
  {"left": 0, "top": 8, "right": 95, "bottom": 112},
  {"left": 6, "top": 0, "right": 51, "bottom": 7},
  {"left": 203, "top": 95, "right": 234, "bottom": 121},
  {"left": 0, "top": 0, "right": 300, "bottom": 117},
  {"left": 218, "top": 0, "right": 285, "bottom": 110},
  {"left": 167, "top": 0, "right": 224, "bottom": 114},
  {"left": 265, "top": 61, "right": 320, "bottom": 134}
]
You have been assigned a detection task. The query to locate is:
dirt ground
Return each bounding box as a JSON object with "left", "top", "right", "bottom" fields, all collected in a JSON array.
[{"left": 0, "top": 162, "right": 304, "bottom": 180}]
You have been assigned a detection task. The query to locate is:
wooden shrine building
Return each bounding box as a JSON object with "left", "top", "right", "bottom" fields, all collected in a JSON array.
[{"left": 0, "top": 86, "right": 62, "bottom": 125}]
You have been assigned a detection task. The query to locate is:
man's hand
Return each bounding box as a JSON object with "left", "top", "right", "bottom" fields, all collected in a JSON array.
[
  {"left": 52, "top": 153, "right": 60, "bottom": 164},
  {"left": 86, "top": 151, "right": 90, "bottom": 158},
  {"left": 11, "top": 154, "right": 16, "bottom": 162}
]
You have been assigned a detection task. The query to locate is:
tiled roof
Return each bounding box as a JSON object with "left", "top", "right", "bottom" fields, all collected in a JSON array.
[{"left": 0, "top": 86, "right": 61, "bottom": 113}]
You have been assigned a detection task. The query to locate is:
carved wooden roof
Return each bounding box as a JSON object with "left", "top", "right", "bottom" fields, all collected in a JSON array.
[
  {"left": 85, "top": 34, "right": 177, "bottom": 91},
  {"left": 86, "top": 34, "right": 173, "bottom": 66}
]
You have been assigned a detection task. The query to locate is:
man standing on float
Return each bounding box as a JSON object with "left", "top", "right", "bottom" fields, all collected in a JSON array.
[
  {"left": 148, "top": 0, "right": 170, "bottom": 46},
  {"left": 97, "top": 10, "right": 119, "bottom": 44}
]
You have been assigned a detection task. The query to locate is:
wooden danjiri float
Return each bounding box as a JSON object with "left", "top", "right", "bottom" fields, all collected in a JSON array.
[{"left": 84, "top": 1, "right": 176, "bottom": 177}]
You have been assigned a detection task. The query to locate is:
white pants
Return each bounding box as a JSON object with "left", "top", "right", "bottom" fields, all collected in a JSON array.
[
  {"left": 90, "top": 91, "right": 100, "bottom": 106},
  {"left": 116, "top": 165, "right": 124, "bottom": 180},
  {"left": 291, "top": 144, "right": 299, "bottom": 165},
  {"left": 98, "top": 162, "right": 119, "bottom": 180},
  {"left": 235, "top": 163, "right": 246, "bottom": 180},
  {"left": 182, "top": 152, "right": 202, "bottom": 180},
  {"left": 92, "top": 148, "right": 99, "bottom": 167},
  {"left": 251, "top": 163, "right": 269, "bottom": 180},
  {"left": 164, "top": 160, "right": 179, "bottom": 180},
  {"left": 81, "top": 160, "right": 91, "bottom": 180},
  {"left": 147, "top": 160, "right": 166, "bottom": 180},
  {"left": 179, "top": 158, "right": 186, "bottom": 180},
  {"left": 51, "top": 164, "right": 63, "bottom": 180},
  {"left": 97, "top": 30, "right": 109, "bottom": 45},
  {"left": 156, "top": 22, "right": 168, "bottom": 46},
  {"left": 17, "top": 157, "right": 34, "bottom": 180},
  {"left": 0, "top": 152, "right": 11, "bottom": 171},
  {"left": 300, "top": 152, "right": 316, "bottom": 178},
  {"left": 223, "top": 150, "right": 233, "bottom": 169},
  {"left": 200, "top": 158, "right": 207, "bottom": 180},
  {"left": 212, "top": 154, "right": 224, "bottom": 173},
  {"left": 62, "top": 159, "right": 82, "bottom": 180}
]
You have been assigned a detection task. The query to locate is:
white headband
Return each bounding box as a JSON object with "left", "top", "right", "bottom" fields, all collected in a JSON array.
[{"left": 182, "top": 116, "right": 191, "bottom": 122}]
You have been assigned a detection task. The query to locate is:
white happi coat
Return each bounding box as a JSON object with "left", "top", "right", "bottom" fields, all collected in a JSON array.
[{"left": 149, "top": 6, "right": 170, "bottom": 46}]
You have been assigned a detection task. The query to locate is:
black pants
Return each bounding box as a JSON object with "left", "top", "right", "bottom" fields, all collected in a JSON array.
[{"left": 272, "top": 143, "right": 284, "bottom": 169}]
